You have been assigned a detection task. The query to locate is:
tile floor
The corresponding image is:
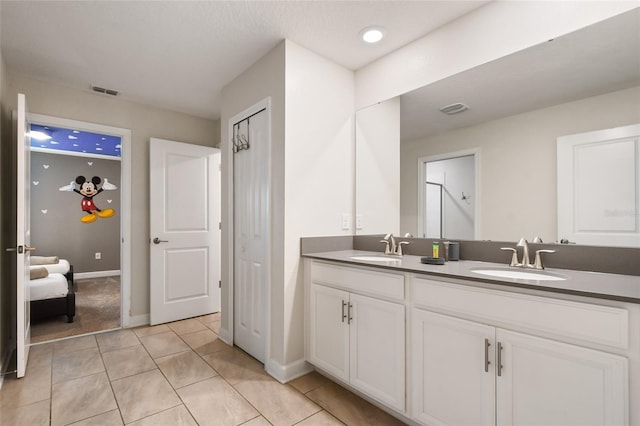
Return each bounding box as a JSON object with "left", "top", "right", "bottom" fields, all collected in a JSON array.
[{"left": 0, "top": 314, "right": 406, "bottom": 425}]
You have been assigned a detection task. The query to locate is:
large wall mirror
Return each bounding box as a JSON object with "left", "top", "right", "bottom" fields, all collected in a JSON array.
[{"left": 355, "top": 8, "right": 640, "bottom": 247}]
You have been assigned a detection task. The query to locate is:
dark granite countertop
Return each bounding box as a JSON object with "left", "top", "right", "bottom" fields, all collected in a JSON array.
[{"left": 302, "top": 250, "right": 640, "bottom": 303}]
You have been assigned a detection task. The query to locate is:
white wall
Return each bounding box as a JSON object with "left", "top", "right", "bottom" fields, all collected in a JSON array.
[
  {"left": 220, "top": 39, "right": 354, "bottom": 378},
  {"left": 355, "top": 98, "right": 400, "bottom": 235},
  {"left": 401, "top": 86, "right": 640, "bottom": 243},
  {"left": 4, "top": 72, "right": 219, "bottom": 320},
  {"left": 283, "top": 40, "right": 354, "bottom": 366},
  {"left": 219, "top": 41, "right": 286, "bottom": 361},
  {"left": 355, "top": 1, "right": 637, "bottom": 109}
]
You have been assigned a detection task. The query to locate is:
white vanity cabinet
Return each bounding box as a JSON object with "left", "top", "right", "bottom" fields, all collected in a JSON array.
[
  {"left": 307, "top": 261, "right": 406, "bottom": 411},
  {"left": 411, "top": 277, "right": 630, "bottom": 426}
]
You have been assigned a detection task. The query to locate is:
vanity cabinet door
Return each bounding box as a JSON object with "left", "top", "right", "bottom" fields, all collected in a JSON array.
[
  {"left": 496, "top": 329, "right": 628, "bottom": 426},
  {"left": 308, "top": 284, "right": 350, "bottom": 381},
  {"left": 349, "top": 293, "right": 405, "bottom": 411},
  {"left": 411, "top": 309, "right": 495, "bottom": 426}
]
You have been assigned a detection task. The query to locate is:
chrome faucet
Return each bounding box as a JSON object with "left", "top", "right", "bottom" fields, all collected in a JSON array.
[
  {"left": 517, "top": 237, "right": 531, "bottom": 267},
  {"left": 381, "top": 233, "right": 396, "bottom": 255},
  {"left": 380, "top": 233, "right": 409, "bottom": 256},
  {"left": 533, "top": 249, "right": 556, "bottom": 270},
  {"left": 501, "top": 237, "right": 555, "bottom": 269}
]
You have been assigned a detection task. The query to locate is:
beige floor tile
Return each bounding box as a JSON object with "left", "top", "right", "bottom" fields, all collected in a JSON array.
[
  {"left": 181, "top": 328, "right": 230, "bottom": 355},
  {"left": 138, "top": 330, "right": 190, "bottom": 358},
  {"left": 68, "top": 409, "right": 123, "bottom": 425},
  {"left": 96, "top": 329, "right": 140, "bottom": 353},
  {"left": 234, "top": 377, "right": 321, "bottom": 426},
  {"left": 102, "top": 344, "right": 156, "bottom": 380},
  {"left": 289, "top": 371, "right": 333, "bottom": 394},
  {"left": 177, "top": 376, "right": 259, "bottom": 425},
  {"left": 50, "top": 335, "right": 97, "bottom": 354},
  {"left": 202, "top": 347, "right": 269, "bottom": 385},
  {"left": 197, "top": 312, "right": 220, "bottom": 324},
  {"left": 111, "top": 369, "right": 181, "bottom": 423},
  {"left": 167, "top": 318, "right": 208, "bottom": 335},
  {"left": 0, "top": 363, "right": 52, "bottom": 409},
  {"left": 128, "top": 405, "right": 197, "bottom": 426},
  {"left": 305, "top": 381, "right": 405, "bottom": 426},
  {"left": 51, "top": 372, "right": 117, "bottom": 426},
  {"left": 206, "top": 320, "right": 221, "bottom": 334},
  {"left": 52, "top": 347, "right": 105, "bottom": 384},
  {"left": 0, "top": 398, "right": 50, "bottom": 426},
  {"left": 28, "top": 343, "right": 54, "bottom": 369},
  {"left": 133, "top": 323, "right": 170, "bottom": 337},
  {"left": 241, "top": 416, "right": 272, "bottom": 426},
  {"left": 155, "top": 350, "right": 217, "bottom": 388},
  {"left": 296, "top": 410, "right": 345, "bottom": 425}
]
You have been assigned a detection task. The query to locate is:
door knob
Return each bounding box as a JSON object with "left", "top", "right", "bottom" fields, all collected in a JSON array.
[
  {"left": 152, "top": 237, "right": 168, "bottom": 244},
  {"left": 5, "top": 245, "right": 35, "bottom": 253}
]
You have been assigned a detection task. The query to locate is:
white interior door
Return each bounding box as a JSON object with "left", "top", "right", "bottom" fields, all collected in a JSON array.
[
  {"left": 149, "top": 138, "right": 220, "bottom": 325},
  {"left": 233, "top": 107, "right": 269, "bottom": 363},
  {"left": 558, "top": 123, "right": 640, "bottom": 247},
  {"left": 15, "top": 93, "right": 32, "bottom": 378}
]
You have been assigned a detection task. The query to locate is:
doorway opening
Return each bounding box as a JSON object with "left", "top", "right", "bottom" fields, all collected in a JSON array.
[
  {"left": 418, "top": 149, "right": 478, "bottom": 240},
  {"left": 28, "top": 114, "right": 131, "bottom": 343}
]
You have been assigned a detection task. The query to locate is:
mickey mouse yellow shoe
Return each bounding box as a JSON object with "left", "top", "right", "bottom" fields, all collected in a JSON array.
[
  {"left": 97, "top": 209, "right": 115, "bottom": 218},
  {"left": 81, "top": 213, "right": 97, "bottom": 223}
]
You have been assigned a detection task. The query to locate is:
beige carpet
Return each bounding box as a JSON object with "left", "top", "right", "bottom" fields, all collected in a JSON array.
[{"left": 31, "top": 276, "right": 121, "bottom": 343}]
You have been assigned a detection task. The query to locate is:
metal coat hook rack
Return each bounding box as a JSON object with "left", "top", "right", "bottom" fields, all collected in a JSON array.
[
  {"left": 232, "top": 107, "right": 266, "bottom": 153},
  {"left": 232, "top": 120, "right": 250, "bottom": 153}
]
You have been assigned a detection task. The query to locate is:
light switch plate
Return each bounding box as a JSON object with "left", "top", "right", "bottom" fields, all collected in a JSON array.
[
  {"left": 341, "top": 213, "right": 351, "bottom": 230},
  {"left": 356, "top": 214, "right": 364, "bottom": 230}
]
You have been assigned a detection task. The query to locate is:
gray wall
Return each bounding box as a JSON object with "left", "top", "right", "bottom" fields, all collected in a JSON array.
[{"left": 31, "top": 151, "right": 121, "bottom": 273}]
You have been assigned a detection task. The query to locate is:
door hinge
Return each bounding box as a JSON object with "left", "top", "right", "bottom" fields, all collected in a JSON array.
[
  {"left": 219, "top": 280, "right": 222, "bottom": 288},
  {"left": 219, "top": 222, "right": 221, "bottom": 230}
]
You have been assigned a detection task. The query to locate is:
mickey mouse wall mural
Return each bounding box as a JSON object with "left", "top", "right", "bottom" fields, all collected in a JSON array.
[{"left": 59, "top": 176, "right": 118, "bottom": 223}]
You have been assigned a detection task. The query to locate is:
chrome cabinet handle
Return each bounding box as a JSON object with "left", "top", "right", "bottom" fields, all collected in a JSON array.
[
  {"left": 152, "top": 237, "right": 169, "bottom": 244},
  {"left": 484, "top": 338, "right": 491, "bottom": 373},
  {"left": 347, "top": 302, "right": 353, "bottom": 324},
  {"left": 341, "top": 300, "right": 347, "bottom": 323},
  {"left": 497, "top": 342, "right": 504, "bottom": 377}
]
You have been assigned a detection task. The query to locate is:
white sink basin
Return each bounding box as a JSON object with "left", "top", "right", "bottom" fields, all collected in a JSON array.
[
  {"left": 349, "top": 255, "right": 401, "bottom": 262},
  {"left": 471, "top": 267, "right": 567, "bottom": 281}
]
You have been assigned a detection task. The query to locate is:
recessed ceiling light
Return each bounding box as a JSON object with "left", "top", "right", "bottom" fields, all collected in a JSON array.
[{"left": 361, "top": 26, "right": 386, "bottom": 44}]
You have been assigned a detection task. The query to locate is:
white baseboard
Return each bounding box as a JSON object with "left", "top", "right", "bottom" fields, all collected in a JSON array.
[
  {"left": 74, "top": 270, "right": 120, "bottom": 280},
  {"left": 126, "top": 313, "right": 149, "bottom": 328},
  {"left": 266, "top": 357, "right": 314, "bottom": 384}
]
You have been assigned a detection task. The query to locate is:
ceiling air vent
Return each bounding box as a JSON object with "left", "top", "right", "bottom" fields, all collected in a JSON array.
[
  {"left": 439, "top": 102, "right": 469, "bottom": 115},
  {"left": 91, "top": 85, "right": 119, "bottom": 96}
]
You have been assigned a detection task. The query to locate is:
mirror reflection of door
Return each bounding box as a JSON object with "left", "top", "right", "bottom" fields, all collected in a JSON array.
[{"left": 423, "top": 154, "right": 476, "bottom": 240}]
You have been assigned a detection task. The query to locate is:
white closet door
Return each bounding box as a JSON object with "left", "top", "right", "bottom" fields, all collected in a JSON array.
[{"left": 233, "top": 108, "right": 269, "bottom": 363}]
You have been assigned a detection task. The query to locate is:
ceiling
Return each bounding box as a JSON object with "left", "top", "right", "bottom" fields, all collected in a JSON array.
[
  {"left": 1, "top": 0, "right": 488, "bottom": 120},
  {"left": 400, "top": 7, "right": 640, "bottom": 141}
]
